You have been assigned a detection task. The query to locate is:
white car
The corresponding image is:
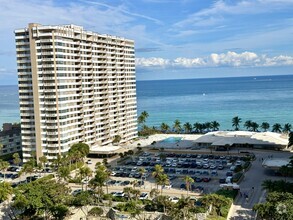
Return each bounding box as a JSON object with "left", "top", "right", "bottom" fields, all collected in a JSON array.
[
  {"left": 139, "top": 193, "right": 148, "bottom": 200},
  {"left": 164, "top": 184, "right": 172, "bottom": 189},
  {"left": 86, "top": 160, "right": 92, "bottom": 164},
  {"left": 114, "top": 191, "right": 125, "bottom": 197},
  {"left": 169, "top": 197, "right": 179, "bottom": 203}
]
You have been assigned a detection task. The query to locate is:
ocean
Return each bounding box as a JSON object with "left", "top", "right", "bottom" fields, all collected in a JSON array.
[
  {"left": 1, "top": 74, "right": 293, "bottom": 131},
  {"left": 136, "top": 74, "right": 293, "bottom": 130}
]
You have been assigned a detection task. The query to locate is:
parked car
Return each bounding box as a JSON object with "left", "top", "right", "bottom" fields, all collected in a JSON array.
[
  {"left": 114, "top": 191, "right": 125, "bottom": 197},
  {"left": 164, "top": 184, "right": 173, "bottom": 189},
  {"left": 219, "top": 178, "right": 226, "bottom": 183},
  {"left": 139, "top": 193, "right": 148, "bottom": 200},
  {"left": 203, "top": 177, "right": 211, "bottom": 182},
  {"left": 72, "top": 189, "right": 82, "bottom": 195},
  {"left": 86, "top": 160, "right": 92, "bottom": 164},
  {"left": 170, "top": 197, "right": 179, "bottom": 203}
]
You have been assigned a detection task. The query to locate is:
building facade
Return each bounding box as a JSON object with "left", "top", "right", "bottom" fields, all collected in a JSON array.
[
  {"left": 0, "top": 123, "right": 22, "bottom": 157},
  {"left": 15, "top": 24, "right": 137, "bottom": 162}
]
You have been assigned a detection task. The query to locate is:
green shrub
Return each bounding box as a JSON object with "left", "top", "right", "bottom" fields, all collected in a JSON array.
[
  {"left": 243, "top": 161, "right": 251, "bottom": 170},
  {"left": 88, "top": 207, "right": 103, "bottom": 216},
  {"left": 234, "top": 165, "right": 243, "bottom": 173},
  {"left": 232, "top": 172, "right": 243, "bottom": 183}
]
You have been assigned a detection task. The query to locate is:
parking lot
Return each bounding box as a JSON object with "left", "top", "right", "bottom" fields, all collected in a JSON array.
[{"left": 108, "top": 151, "right": 248, "bottom": 194}]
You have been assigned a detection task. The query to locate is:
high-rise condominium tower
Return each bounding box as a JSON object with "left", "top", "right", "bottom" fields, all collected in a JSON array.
[{"left": 15, "top": 23, "right": 137, "bottom": 162}]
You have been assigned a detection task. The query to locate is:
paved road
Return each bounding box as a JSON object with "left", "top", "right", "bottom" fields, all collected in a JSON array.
[{"left": 228, "top": 150, "right": 293, "bottom": 220}]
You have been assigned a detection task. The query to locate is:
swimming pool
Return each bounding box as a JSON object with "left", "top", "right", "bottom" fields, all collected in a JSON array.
[{"left": 162, "top": 137, "right": 182, "bottom": 143}]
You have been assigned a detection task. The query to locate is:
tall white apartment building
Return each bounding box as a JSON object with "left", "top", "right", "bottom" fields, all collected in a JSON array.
[{"left": 15, "top": 23, "right": 137, "bottom": 162}]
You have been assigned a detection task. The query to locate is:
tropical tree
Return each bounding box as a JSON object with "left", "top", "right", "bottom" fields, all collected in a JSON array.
[
  {"left": 204, "top": 122, "right": 212, "bottom": 132},
  {"left": 57, "top": 166, "right": 71, "bottom": 183},
  {"left": 138, "top": 111, "right": 149, "bottom": 125},
  {"left": 283, "top": 123, "right": 292, "bottom": 133},
  {"left": 201, "top": 194, "right": 231, "bottom": 217},
  {"left": 19, "top": 162, "right": 34, "bottom": 182},
  {"left": 232, "top": 116, "right": 241, "bottom": 131},
  {"left": 173, "top": 119, "right": 181, "bottom": 133},
  {"left": 12, "top": 153, "right": 22, "bottom": 167},
  {"left": 251, "top": 122, "right": 259, "bottom": 132},
  {"left": 112, "top": 135, "right": 121, "bottom": 145},
  {"left": 77, "top": 166, "right": 93, "bottom": 191},
  {"left": 90, "top": 164, "right": 109, "bottom": 198},
  {"left": 261, "top": 122, "right": 270, "bottom": 132},
  {"left": 123, "top": 187, "right": 133, "bottom": 201},
  {"left": 152, "top": 164, "right": 164, "bottom": 189},
  {"left": 39, "top": 155, "right": 48, "bottom": 172},
  {"left": 183, "top": 122, "right": 192, "bottom": 134},
  {"left": 69, "top": 143, "right": 90, "bottom": 162},
  {"left": 0, "top": 160, "right": 9, "bottom": 180},
  {"left": 211, "top": 121, "right": 220, "bottom": 131},
  {"left": 0, "top": 181, "right": 13, "bottom": 202},
  {"left": 183, "top": 175, "right": 194, "bottom": 196},
  {"left": 138, "top": 167, "right": 146, "bottom": 185},
  {"left": 272, "top": 123, "right": 282, "bottom": 133},
  {"left": 244, "top": 120, "right": 252, "bottom": 131},
  {"left": 150, "top": 188, "right": 160, "bottom": 199},
  {"left": 193, "top": 122, "right": 203, "bottom": 133},
  {"left": 12, "top": 179, "right": 71, "bottom": 219},
  {"left": 157, "top": 173, "right": 169, "bottom": 195},
  {"left": 160, "top": 123, "right": 170, "bottom": 133}
]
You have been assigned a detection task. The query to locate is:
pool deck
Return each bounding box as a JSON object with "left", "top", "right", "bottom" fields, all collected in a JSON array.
[{"left": 126, "top": 134, "right": 203, "bottom": 149}]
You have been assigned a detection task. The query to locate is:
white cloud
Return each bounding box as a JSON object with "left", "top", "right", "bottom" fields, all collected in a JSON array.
[
  {"left": 174, "top": 0, "right": 293, "bottom": 28},
  {"left": 136, "top": 57, "right": 170, "bottom": 67},
  {"left": 136, "top": 51, "right": 293, "bottom": 69}
]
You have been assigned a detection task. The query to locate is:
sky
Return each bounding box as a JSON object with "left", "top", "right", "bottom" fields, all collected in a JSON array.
[{"left": 0, "top": 0, "right": 293, "bottom": 84}]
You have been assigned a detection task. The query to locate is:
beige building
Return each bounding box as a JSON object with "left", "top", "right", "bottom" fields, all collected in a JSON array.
[{"left": 15, "top": 23, "right": 137, "bottom": 162}]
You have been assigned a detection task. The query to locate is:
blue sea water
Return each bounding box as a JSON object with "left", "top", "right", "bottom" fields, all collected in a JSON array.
[
  {"left": 136, "top": 75, "right": 293, "bottom": 130},
  {"left": 1, "top": 75, "right": 293, "bottom": 131}
]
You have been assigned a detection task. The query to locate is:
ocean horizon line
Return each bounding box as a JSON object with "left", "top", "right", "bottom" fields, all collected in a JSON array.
[
  {"left": 136, "top": 73, "right": 293, "bottom": 82},
  {"left": 1, "top": 73, "right": 293, "bottom": 86}
]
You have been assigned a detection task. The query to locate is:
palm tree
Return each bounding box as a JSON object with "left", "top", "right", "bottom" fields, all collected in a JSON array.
[
  {"left": 272, "top": 123, "right": 282, "bottom": 133},
  {"left": 183, "top": 175, "right": 194, "bottom": 196},
  {"left": 204, "top": 122, "right": 211, "bottom": 132},
  {"left": 193, "top": 122, "right": 203, "bottom": 133},
  {"left": 283, "top": 123, "right": 292, "bottom": 133},
  {"left": 152, "top": 164, "right": 164, "bottom": 189},
  {"left": 138, "top": 167, "right": 146, "bottom": 186},
  {"left": 123, "top": 187, "right": 133, "bottom": 201},
  {"left": 78, "top": 166, "right": 93, "bottom": 191},
  {"left": 90, "top": 164, "right": 109, "bottom": 199},
  {"left": 173, "top": 119, "right": 181, "bottom": 133},
  {"left": 157, "top": 174, "right": 169, "bottom": 195},
  {"left": 12, "top": 153, "right": 21, "bottom": 167},
  {"left": 0, "top": 160, "right": 10, "bottom": 180},
  {"left": 39, "top": 155, "right": 48, "bottom": 172},
  {"left": 160, "top": 122, "right": 170, "bottom": 133},
  {"left": 250, "top": 122, "right": 259, "bottom": 132},
  {"left": 232, "top": 116, "right": 242, "bottom": 131},
  {"left": 244, "top": 120, "right": 252, "bottom": 131},
  {"left": 138, "top": 111, "right": 149, "bottom": 125},
  {"left": 261, "top": 122, "right": 270, "bottom": 132},
  {"left": 183, "top": 122, "right": 192, "bottom": 134},
  {"left": 210, "top": 121, "right": 220, "bottom": 131},
  {"left": 19, "top": 162, "right": 34, "bottom": 182},
  {"left": 150, "top": 188, "right": 160, "bottom": 199}
]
